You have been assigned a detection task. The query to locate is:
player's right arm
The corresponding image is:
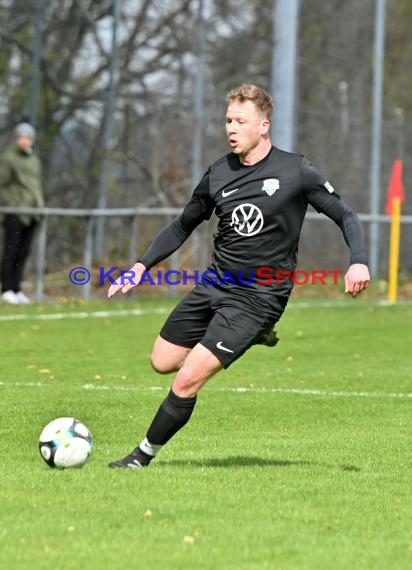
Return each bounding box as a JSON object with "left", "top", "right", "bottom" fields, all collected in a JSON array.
[
  {"left": 108, "top": 171, "right": 214, "bottom": 298},
  {"left": 107, "top": 261, "right": 147, "bottom": 297}
]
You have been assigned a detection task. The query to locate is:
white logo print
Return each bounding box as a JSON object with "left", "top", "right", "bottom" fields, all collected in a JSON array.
[
  {"left": 216, "top": 341, "right": 234, "bottom": 354},
  {"left": 222, "top": 188, "right": 239, "bottom": 198},
  {"left": 230, "top": 203, "right": 264, "bottom": 237},
  {"left": 324, "top": 181, "right": 334, "bottom": 193},
  {"left": 262, "top": 178, "right": 279, "bottom": 196}
]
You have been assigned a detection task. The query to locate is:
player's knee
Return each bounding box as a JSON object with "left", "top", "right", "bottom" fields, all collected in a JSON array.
[
  {"left": 150, "top": 353, "right": 178, "bottom": 374},
  {"left": 173, "top": 366, "right": 202, "bottom": 395}
]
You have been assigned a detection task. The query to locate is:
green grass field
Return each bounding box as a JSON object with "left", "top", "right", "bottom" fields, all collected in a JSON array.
[{"left": 1, "top": 298, "right": 411, "bottom": 570}]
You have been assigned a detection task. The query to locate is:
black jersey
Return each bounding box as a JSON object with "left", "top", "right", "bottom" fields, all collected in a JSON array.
[{"left": 140, "top": 146, "right": 367, "bottom": 295}]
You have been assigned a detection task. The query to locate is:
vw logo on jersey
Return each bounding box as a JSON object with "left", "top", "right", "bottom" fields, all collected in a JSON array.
[
  {"left": 262, "top": 178, "right": 279, "bottom": 196},
  {"left": 230, "top": 203, "right": 264, "bottom": 237}
]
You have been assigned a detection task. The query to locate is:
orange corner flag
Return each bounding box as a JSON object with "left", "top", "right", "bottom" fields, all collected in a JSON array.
[{"left": 385, "top": 159, "right": 405, "bottom": 215}]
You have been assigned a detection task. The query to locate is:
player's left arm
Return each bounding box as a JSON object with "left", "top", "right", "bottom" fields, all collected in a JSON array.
[{"left": 301, "top": 157, "right": 370, "bottom": 297}]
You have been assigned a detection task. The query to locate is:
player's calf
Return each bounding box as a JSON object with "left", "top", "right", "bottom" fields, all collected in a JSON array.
[
  {"left": 109, "top": 345, "right": 222, "bottom": 469},
  {"left": 108, "top": 389, "right": 197, "bottom": 469}
]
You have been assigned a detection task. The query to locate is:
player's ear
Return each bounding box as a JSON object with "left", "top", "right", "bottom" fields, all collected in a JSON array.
[{"left": 260, "top": 118, "right": 271, "bottom": 135}]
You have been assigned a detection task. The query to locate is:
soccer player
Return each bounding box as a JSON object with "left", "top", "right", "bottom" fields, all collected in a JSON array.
[{"left": 107, "top": 84, "right": 370, "bottom": 468}]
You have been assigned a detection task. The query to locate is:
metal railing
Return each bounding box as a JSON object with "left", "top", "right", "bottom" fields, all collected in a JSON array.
[
  {"left": 0, "top": 206, "right": 181, "bottom": 300},
  {"left": 1, "top": 206, "right": 411, "bottom": 301}
]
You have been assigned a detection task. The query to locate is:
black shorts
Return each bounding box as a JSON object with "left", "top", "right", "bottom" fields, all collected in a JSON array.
[{"left": 160, "top": 283, "right": 289, "bottom": 368}]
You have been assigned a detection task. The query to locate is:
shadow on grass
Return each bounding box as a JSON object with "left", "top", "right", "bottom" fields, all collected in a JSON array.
[{"left": 162, "top": 456, "right": 360, "bottom": 472}]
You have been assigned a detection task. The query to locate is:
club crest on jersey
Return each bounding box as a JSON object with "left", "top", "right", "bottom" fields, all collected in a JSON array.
[{"left": 262, "top": 178, "right": 279, "bottom": 196}]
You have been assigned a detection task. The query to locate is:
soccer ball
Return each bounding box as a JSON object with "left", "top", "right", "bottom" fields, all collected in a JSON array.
[{"left": 39, "top": 417, "right": 93, "bottom": 469}]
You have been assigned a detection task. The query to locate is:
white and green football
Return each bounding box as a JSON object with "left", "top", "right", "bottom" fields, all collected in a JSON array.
[{"left": 39, "top": 417, "right": 93, "bottom": 469}]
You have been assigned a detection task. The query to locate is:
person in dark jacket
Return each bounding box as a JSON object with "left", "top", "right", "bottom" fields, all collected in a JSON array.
[{"left": 0, "top": 123, "right": 44, "bottom": 304}]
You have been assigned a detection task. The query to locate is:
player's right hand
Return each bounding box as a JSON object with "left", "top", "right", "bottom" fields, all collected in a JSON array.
[{"left": 107, "top": 262, "right": 147, "bottom": 298}]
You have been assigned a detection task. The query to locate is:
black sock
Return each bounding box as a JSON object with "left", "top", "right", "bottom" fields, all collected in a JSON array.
[{"left": 146, "top": 388, "right": 197, "bottom": 446}]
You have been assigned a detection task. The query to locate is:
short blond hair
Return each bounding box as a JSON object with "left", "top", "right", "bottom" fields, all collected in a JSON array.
[{"left": 226, "top": 84, "right": 274, "bottom": 120}]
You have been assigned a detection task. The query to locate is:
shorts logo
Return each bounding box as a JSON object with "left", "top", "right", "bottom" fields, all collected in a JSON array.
[
  {"left": 216, "top": 341, "right": 234, "bottom": 353},
  {"left": 230, "top": 203, "right": 264, "bottom": 237},
  {"left": 222, "top": 188, "right": 239, "bottom": 198},
  {"left": 262, "top": 178, "right": 279, "bottom": 196},
  {"left": 324, "top": 181, "right": 334, "bottom": 193}
]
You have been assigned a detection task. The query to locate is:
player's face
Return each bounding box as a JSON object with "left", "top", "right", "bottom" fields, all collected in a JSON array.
[{"left": 225, "top": 100, "right": 270, "bottom": 159}]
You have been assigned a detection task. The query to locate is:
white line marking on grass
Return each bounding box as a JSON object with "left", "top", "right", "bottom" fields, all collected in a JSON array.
[
  {"left": 213, "top": 386, "right": 412, "bottom": 399},
  {"left": 0, "top": 299, "right": 410, "bottom": 322},
  {"left": 0, "top": 308, "right": 168, "bottom": 322},
  {"left": 83, "top": 384, "right": 412, "bottom": 399},
  {"left": 1, "top": 380, "right": 411, "bottom": 399}
]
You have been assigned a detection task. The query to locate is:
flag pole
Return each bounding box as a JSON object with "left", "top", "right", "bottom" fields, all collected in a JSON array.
[
  {"left": 385, "top": 159, "right": 405, "bottom": 303},
  {"left": 387, "top": 197, "right": 401, "bottom": 303}
]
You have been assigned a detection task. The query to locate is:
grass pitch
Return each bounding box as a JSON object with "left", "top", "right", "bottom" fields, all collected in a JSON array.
[{"left": 1, "top": 298, "right": 411, "bottom": 569}]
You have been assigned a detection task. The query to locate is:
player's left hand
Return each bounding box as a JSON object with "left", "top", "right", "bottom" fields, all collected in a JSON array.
[{"left": 344, "top": 263, "right": 370, "bottom": 298}]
